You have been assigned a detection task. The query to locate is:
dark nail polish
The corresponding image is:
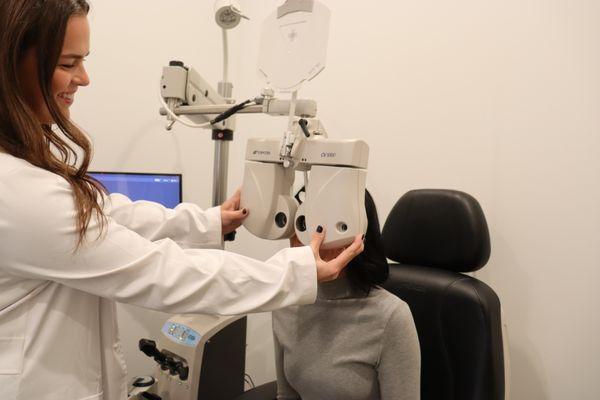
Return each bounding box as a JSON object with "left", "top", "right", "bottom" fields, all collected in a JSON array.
[
  {"left": 242, "top": 208, "right": 247, "bottom": 215},
  {"left": 316, "top": 225, "right": 323, "bottom": 233}
]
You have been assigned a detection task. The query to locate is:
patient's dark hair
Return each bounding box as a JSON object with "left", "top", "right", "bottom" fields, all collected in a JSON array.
[{"left": 346, "top": 190, "right": 389, "bottom": 295}]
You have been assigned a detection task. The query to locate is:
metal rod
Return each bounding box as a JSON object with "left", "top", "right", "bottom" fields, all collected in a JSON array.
[
  {"left": 212, "top": 141, "right": 229, "bottom": 207},
  {"left": 159, "top": 99, "right": 317, "bottom": 118},
  {"left": 160, "top": 105, "right": 263, "bottom": 116}
]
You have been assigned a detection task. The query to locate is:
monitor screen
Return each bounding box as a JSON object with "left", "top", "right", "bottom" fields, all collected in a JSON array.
[{"left": 89, "top": 172, "right": 182, "bottom": 208}]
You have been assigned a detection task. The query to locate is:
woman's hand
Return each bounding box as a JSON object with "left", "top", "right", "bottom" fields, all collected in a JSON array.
[
  {"left": 309, "top": 227, "right": 365, "bottom": 283},
  {"left": 220, "top": 189, "right": 248, "bottom": 235}
]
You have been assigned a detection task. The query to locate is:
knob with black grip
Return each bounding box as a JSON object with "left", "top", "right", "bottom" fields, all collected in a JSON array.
[
  {"left": 178, "top": 364, "right": 189, "bottom": 381},
  {"left": 141, "top": 392, "right": 162, "bottom": 400},
  {"left": 138, "top": 339, "right": 166, "bottom": 364},
  {"left": 165, "top": 356, "right": 179, "bottom": 376}
]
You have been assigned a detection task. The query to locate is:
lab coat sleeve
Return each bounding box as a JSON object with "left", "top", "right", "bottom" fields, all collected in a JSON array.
[
  {"left": 0, "top": 167, "right": 318, "bottom": 315},
  {"left": 105, "top": 192, "right": 222, "bottom": 249},
  {"left": 376, "top": 303, "right": 421, "bottom": 400},
  {"left": 273, "top": 328, "right": 301, "bottom": 400}
]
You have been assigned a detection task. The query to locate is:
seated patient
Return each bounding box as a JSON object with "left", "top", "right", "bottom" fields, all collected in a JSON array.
[{"left": 272, "top": 191, "right": 421, "bottom": 400}]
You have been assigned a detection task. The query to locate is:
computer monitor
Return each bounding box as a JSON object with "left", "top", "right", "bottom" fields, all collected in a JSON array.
[{"left": 89, "top": 172, "right": 182, "bottom": 208}]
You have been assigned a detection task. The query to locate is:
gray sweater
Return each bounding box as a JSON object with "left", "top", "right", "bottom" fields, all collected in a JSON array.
[{"left": 272, "top": 275, "right": 421, "bottom": 400}]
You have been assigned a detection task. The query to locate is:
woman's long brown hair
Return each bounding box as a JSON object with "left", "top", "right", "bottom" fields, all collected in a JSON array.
[{"left": 0, "top": 0, "right": 106, "bottom": 248}]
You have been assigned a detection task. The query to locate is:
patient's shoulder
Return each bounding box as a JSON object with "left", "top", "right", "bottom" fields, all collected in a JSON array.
[
  {"left": 369, "top": 286, "right": 410, "bottom": 310},
  {"left": 369, "top": 287, "right": 414, "bottom": 327}
]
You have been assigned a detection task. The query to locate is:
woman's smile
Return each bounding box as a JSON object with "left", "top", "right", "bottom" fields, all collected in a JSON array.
[{"left": 57, "top": 91, "right": 75, "bottom": 106}]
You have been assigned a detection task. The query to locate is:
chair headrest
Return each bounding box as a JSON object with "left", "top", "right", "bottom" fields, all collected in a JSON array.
[{"left": 382, "top": 189, "right": 490, "bottom": 272}]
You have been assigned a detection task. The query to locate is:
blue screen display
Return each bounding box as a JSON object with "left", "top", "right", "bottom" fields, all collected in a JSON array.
[{"left": 89, "top": 172, "right": 182, "bottom": 209}]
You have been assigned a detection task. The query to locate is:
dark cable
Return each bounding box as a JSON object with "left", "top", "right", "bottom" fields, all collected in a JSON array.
[
  {"left": 245, "top": 373, "right": 256, "bottom": 388},
  {"left": 294, "top": 186, "right": 306, "bottom": 204},
  {"left": 210, "top": 99, "right": 253, "bottom": 125}
]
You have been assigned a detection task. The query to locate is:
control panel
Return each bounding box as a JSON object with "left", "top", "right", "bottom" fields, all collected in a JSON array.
[{"left": 162, "top": 322, "right": 201, "bottom": 347}]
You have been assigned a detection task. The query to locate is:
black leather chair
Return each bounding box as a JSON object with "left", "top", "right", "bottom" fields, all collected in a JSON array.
[{"left": 381, "top": 189, "right": 504, "bottom": 400}]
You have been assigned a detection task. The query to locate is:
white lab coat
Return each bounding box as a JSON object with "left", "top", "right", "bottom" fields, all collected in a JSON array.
[{"left": 0, "top": 151, "right": 317, "bottom": 400}]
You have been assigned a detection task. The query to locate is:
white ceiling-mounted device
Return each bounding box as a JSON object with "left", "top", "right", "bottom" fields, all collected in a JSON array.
[{"left": 257, "top": 0, "right": 331, "bottom": 91}]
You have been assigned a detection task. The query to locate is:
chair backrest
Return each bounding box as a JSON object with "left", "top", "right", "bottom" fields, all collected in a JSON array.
[{"left": 381, "top": 189, "right": 504, "bottom": 400}]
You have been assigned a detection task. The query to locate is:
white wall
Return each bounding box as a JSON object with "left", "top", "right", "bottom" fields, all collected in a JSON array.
[{"left": 76, "top": 1, "right": 600, "bottom": 399}]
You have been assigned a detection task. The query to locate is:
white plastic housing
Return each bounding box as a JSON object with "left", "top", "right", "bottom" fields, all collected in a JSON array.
[
  {"left": 245, "top": 136, "right": 369, "bottom": 169},
  {"left": 160, "top": 65, "right": 229, "bottom": 129},
  {"left": 240, "top": 161, "right": 297, "bottom": 239},
  {"left": 245, "top": 138, "right": 283, "bottom": 163},
  {"left": 298, "top": 138, "right": 369, "bottom": 169},
  {"left": 263, "top": 99, "right": 317, "bottom": 117},
  {"left": 161, "top": 65, "right": 187, "bottom": 100},
  {"left": 295, "top": 165, "right": 367, "bottom": 249},
  {"left": 151, "top": 314, "right": 244, "bottom": 400}
]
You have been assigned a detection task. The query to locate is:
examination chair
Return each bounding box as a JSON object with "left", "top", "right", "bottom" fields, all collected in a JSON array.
[{"left": 381, "top": 189, "right": 504, "bottom": 400}]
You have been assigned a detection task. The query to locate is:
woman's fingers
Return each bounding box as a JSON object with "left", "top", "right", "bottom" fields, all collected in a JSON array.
[
  {"left": 223, "top": 188, "right": 242, "bottom": 211},
  {"left": 221, "top": 207, "right": 248, "bottom": 234},
  {"left": 315, "top": 233, "right": 364, "bottom": 283},
  {"left": 220, "top": 188, "right": 245, "bottom": 235},
  {"left": 230, "top": 188, "right": 241, "bottom": 208},
  {"left": 309, "top": 226, "right": 325, "bottom": 257},
  {"left": 331, "top": 234, "right": 364, "bottom": 268}
]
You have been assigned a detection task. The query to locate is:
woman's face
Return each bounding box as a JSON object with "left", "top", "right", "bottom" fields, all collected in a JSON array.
[
  {"left": 289, "top": 234, "right": 345, "bottom": 261},
  {"left": 19, "top": 15, "right": 90, "bottom": 124},
  {"left": 318, "top": 246, "right": 345, "bottom": 262}
]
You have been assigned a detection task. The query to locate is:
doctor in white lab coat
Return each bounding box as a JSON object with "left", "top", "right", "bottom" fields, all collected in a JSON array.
[{"left": 0, "top": 1, "right": 364, "bottom": 399}]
